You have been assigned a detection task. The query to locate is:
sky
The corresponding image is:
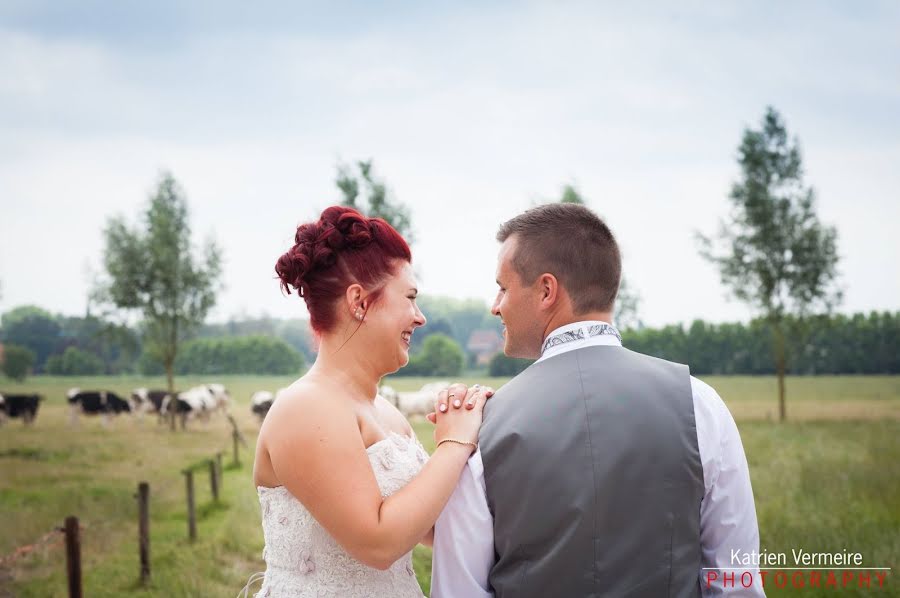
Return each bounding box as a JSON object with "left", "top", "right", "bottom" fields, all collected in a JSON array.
[{"left": 1, "top": 1, "right": 898, "bottom": 328}]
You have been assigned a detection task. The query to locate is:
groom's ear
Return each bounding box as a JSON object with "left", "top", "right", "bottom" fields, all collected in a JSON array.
[{"left": 537, "top": 273, "right": 560, "bottom": 309}]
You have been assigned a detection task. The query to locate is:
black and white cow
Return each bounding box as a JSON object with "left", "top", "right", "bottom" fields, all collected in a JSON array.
[
  {"left": 0, "top": 392, "right": 43, "bottom": 425},
  {"left": 67, "top": 388, "right": 131, "bottom": 426},
  {"left": 250, "top": 387, "right": 290, "bottom": 423},
  {"left": 158, "top": 383, "right": 228, "bottom": 428},
  {"left": 130, "top": 388, "right": 173, "bottom": 423},
  {"left": 159, "top": 393, "right": 195, "bottom": 429},
  {"left": 250, "top": 390, "right": 275, "bottom": 423},
  {"left": 205, "top": 383, "right": 231, "bottom": 413},
  {"left": 130, "top": 388, "right": 170, "bottom": 413}
]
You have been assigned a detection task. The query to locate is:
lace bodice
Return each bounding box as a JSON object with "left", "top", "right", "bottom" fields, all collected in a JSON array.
[{"left": 251, "top": 431, "right": 430, "bottom": 597}]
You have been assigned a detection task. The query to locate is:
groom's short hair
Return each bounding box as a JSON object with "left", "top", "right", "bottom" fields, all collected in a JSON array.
[{"left": 497, "top": 203, "right": 621, "bottom": 313}]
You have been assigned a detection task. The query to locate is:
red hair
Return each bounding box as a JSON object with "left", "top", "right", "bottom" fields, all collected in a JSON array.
[{"left": 275, "top": 206, "right": 412, "bottom": 334}]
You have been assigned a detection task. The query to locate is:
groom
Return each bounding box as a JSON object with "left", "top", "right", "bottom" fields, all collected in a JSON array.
[{"left": 431, "top": 203, "right": 764, "bottom": 597}]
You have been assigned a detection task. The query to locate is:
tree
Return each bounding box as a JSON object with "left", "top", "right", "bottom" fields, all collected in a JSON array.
[
  {"left": 697, "top": 107, "right": 840, "bottom": 420},
  {"left": 0, "top": 305, "right": 61, "bottom": 370},
  {"left": 409, "top": 317, "right": 455, "bottom": 355},
  {"left": 336, "top": 160, "right": 414, "bottom": 241},
  {"left": 56, "top": 314, "right": 142, "bottom": 374},
  {"left": 96, "top": 172, "right": 222, "bottom": 396},
  {"left": 560, "top": 183, "right": 585, "bottom": 204},
  {"left": 2, "top": 344, "right": 35, "bottom": 381},
  {"left": 416, "top": 295, "right": 500, "bottom": 352},
  {"left": 45, "top": 346, "right": 105, "bottom": 376},
  {"left": 406, "top": 334, "right": 465, "bottom": 377}
]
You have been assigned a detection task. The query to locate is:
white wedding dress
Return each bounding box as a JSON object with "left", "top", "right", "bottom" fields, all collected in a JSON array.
[{"left": 247, "top": 431, "right": 430, "bottom": 597}]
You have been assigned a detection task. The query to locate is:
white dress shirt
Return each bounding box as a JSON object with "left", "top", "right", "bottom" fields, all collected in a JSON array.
[{"left": 432, "top": 321, "right": 764, "bottom": 597}]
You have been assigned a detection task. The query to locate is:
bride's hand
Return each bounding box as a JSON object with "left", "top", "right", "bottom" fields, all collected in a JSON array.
[
  {"left": 425, "top": 383, "right": 494, "bottom": 424},
  {"left": 430, "top": 384, "right": 491, "bottom": 448}
]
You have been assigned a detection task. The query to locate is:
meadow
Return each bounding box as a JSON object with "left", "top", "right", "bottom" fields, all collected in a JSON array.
[{"left": 1, "top": 375, "right": 898, "bottom": 597}]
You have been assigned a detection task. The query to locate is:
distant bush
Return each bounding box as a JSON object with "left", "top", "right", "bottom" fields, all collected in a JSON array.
[
  {"left": 488, "top": 352, "right": 534, "bottom": 377},
  {"left": 175, "top": 335, "right": 305, "bottom": 375},
  {"left": 2, "top": 344, "right": 36, "bottom": 381},
  {"left": 398, "top": 334, "right": 465, "bottom": 377},
  {"left": 45, "top": 347, "right": 105, "bottom": 376}
]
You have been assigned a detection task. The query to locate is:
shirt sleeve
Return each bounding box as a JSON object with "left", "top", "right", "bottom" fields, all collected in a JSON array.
[
  {"left": 431, "top": 449, "right": 495, "bottom": 598},
  {"left": 692, "top": 377, "right": 766, "bottom": 597}
]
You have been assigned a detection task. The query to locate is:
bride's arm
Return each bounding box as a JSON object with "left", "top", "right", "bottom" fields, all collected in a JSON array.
[
  {"left": 268, "top": 391, "right": 481, "bottom": 570},
  {"left": 421, "top": 527, "right": 434, "bottom": 548}
]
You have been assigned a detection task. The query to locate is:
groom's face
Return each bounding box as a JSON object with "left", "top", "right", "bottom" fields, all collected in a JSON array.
[{"left": 491, "top": 236, "right": 545, "bottom": 359}]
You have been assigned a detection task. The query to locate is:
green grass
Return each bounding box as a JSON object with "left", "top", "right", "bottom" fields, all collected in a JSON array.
[
  {"left": 1, "top": 375, "right": 898, "bottom": 596},
  {"left": 0, "top": 398, "right": 264, "bottom": 597},
  {"left": 746, "top": 420, "right": 899, "bottom": 596}
]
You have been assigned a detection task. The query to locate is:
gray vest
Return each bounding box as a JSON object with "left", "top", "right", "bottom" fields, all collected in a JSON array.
[{"left": 479, "top": 346, "right": 704, "bottom": 598}]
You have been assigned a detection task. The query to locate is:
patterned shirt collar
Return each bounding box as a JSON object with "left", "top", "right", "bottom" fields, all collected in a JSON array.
[{"left": 539, "top": 320, "right": 622, "bottom": 358}]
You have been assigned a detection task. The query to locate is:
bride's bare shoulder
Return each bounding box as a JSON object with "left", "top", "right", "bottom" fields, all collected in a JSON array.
[{"left": 263, "top": 378, "right": 354, "bottom": 435}]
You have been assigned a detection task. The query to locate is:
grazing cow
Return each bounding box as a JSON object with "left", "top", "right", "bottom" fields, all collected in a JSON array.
[
  {"left": 250, "top": 390, "right": 274, "bottom": 422},
  {"left": 0, "top": 393, "right": 43, "bottom": 425},
  {"left": 205, "top": 383, "right": 231, "bottom": 413},
  {"left": 67, "top": 389, "right": 131, "bottom": 427},
  {"left": 250, "top": 387, "right": 291, "bottom": 423},
  {"left": 161, "top": 385, "right": 220, "bottom": 428},
  {"left": 130, "top": 388, "right": 173, "bottom": 424},
  {"left": 160, "top": 393, "right": 196, "bottom": 429},
  {"left": 396, "top": 381, "right": 450, "bottom": 417},
  {"left": 130, "top": 388, "right": 170, "bottom": 412},
  {"left": 183, "top": 385, "right": 218, "bottom": 414}
]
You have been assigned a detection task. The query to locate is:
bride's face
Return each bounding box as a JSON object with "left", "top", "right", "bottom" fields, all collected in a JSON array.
[{"left": 361, "top": 262, "right": 426, "bottom": 373}]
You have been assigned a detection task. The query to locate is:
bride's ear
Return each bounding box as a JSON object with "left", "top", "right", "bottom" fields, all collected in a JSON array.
[{"left": 345, "top": 284, "right": 365, "bottom": 320}]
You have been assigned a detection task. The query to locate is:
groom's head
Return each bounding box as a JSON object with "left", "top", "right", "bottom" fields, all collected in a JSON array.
[{"left": 492, "top": 203, "right": 621, "bottom": 359}]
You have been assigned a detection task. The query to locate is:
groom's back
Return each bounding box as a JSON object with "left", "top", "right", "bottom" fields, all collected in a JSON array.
[{"left": 479, "top": 346, "right": 704, "bottom": 598}]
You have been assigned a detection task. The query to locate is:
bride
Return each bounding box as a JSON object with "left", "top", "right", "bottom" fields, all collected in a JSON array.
[{"left": 244, "top": 206, "right": 489, "bottom": 597}]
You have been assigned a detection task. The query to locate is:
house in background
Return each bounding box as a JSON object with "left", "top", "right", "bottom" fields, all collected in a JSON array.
[{"left": 466, "top": 329, "right": 503, "bottom": 367}]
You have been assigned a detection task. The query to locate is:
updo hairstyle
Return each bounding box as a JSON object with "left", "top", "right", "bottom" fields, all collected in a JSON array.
[{"left": 275, "top": 206, "right": 411, "bottom": 333}]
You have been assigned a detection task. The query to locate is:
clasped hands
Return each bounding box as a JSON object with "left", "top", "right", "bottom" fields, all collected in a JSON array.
[{"left": 425, "top": 383, "right": 495, "bottom": 450}]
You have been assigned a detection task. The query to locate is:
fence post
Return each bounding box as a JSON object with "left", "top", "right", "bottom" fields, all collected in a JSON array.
[
  {"left": 232, "top": 428, "right": 240, "bottom": 466},
  {"left": 208, "top": 459, "right": 219, "bottom": 502},
  {"left": 183, "top": 470, "right": 197, "bottom": 541},
  {"left": 137, "top": 482, "right": 150, "bottom": 584},
  {"left": 63, "top": 516, "right": 82, "bottom": 598},
  {"left": 215, "top": 452, "right": 223, "bottom": 486}
]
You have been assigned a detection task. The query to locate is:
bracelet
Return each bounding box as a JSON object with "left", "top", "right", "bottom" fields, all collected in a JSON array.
[{"left": 437, "top": 438, "right": 478, "bottom": 451}]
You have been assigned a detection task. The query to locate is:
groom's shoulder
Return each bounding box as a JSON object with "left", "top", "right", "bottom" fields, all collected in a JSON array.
[
  {"left": 483, "top": 354, "right": 569, "bottom": 418},
  {"left": 615, "top": 346, "right": 691, "bottom": 375}
]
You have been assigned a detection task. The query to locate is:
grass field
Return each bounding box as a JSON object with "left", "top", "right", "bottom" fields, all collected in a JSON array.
[{"left": 1, "top": 375, "right": 898, "bottom": 597}]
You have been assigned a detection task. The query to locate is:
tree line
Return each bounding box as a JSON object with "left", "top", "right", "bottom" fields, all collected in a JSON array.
[
  {"left": 625, "top": 312, "right": 899, "bottom": 376},
  {"left": 2, "top": 303, "right": 896, "bottom": 380},
  {"left": 0, "top": 306, "right": 306, "bottom": 379}
]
